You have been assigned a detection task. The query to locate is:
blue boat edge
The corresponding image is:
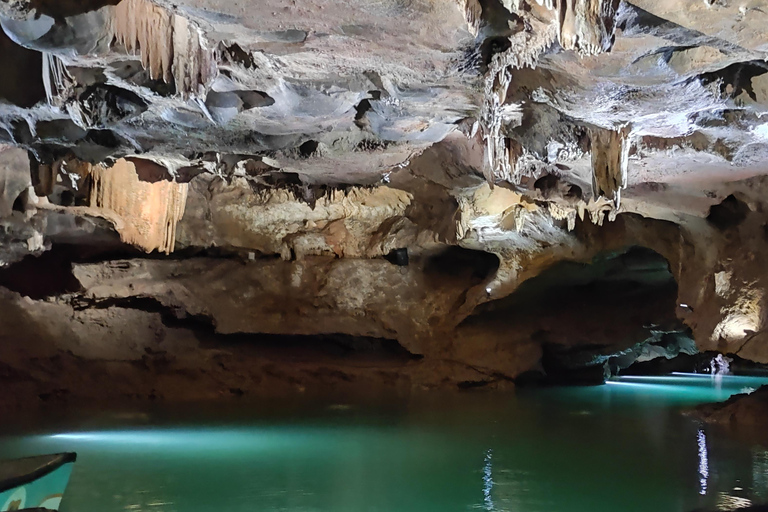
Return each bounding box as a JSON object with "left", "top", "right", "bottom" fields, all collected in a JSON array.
[{"left": 0, "top": 453, "right": 77, "bottom": 511}]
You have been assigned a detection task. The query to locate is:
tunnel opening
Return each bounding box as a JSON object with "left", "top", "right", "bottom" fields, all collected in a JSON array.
[
  {"left": 24, "top": 0, "right": 122, "bottom": 19},
  {"left": 298, "top": 140, "right": 319, "bottom": 158},
  {"left": 423, "top": 246, "right": 500, "bottom": 286},
  {"left": 0, "top": 247, "right": 82, "bottom": 299},
  {"left": 707, "top": 194, "right": 750, "bottom": 231},
  {"left": 465, "top": 246, "right": 694, "bottom": 385}
]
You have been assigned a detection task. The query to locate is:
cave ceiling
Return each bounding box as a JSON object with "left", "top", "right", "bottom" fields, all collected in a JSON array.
[{"left": 0, "top": 0, "right": 764, "bottom": 191}]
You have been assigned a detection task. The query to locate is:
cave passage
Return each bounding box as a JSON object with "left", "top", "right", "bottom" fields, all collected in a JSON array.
[
  {"left": 467, "top": 246, "right": 694, "bottom": 384},
  {"left": 487, "top": 245, "right": 679, "bottom": 319}
]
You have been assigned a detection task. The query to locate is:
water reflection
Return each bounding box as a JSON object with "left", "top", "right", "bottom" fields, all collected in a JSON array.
[
  {"left": 716, "top": 493, "right": 752, "bottom": 510},
  {"left": 752, "top": 451, "right": 768, "bottom": 501},
  {"left": 483, "top": 449, "right": 495, "bottom": 511},
  {"left": 0, "top": 375, "right": 767, "bottom": 512},
  {"left": 697, "top": 429, "right": 708, "bottom": 496}
]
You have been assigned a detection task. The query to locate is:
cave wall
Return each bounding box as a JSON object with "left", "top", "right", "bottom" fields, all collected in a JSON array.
[
  {"left": 2, "top": 133, "right": 768, "bottom": 408},
  {"left": 2, "top": 136, "right": 768, "bottom": 408},
  {"left": 1, "top": 0, "right": 768, "bottom": 406}
]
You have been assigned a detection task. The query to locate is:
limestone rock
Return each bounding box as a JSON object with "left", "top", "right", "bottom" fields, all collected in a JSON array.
[
  {"left": 1, "top": 0, "right": 768, "bottom": 405},
  {"left": 89, "top": 158, "right": 188, "bottom": 254},
  {"left": 694, "top": 386, "right": 768, "bottom": 433}
]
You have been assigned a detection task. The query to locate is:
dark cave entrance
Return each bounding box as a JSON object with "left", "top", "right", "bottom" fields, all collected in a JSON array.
[{"left": 467, "top": 246, "right": 696, "bottom": 385}]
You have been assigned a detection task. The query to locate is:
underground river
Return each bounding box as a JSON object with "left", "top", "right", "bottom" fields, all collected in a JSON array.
[{"left": 1, "top": 374, "right": 767, "bottom": 512}]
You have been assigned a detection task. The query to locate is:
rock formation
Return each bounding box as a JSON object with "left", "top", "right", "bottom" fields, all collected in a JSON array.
[
  {"left": 89, "top": 158, "right": 188, "bottom": 253},
  {"left": 1, "top": 0, "right": 768, "bottom": 407},
  {"left": 693, "top": 385, "right": 768, "bottom": 442}
]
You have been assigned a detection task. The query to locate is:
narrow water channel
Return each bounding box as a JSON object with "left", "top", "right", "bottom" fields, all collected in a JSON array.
[{"left": 1, "top": 374, "right": 767, "bottom": 512}]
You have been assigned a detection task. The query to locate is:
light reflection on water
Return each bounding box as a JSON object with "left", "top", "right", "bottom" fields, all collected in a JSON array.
[
  {"left": 697, "top": 429, "right": 708, "bottom": 496},
  {"left": 482, "top": 449, "right": 494, "bottom": 511},
  {"left": 0, "top": 375, "right": 767, "bottom": 512}
]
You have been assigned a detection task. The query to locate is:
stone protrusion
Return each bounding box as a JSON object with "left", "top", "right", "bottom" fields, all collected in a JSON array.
[
  {"left": 111, "top": 0, "right": 216, "bottom": 98},
  {"left": 500, "top": 0, "right": 619, "bottom": 56},
  {"left": 42, "top": 53, "right": 74, "bottom": 108},
  {"left": 590, "top": 125, "right": 630, "bottom": 208},
  {"left": 558, "top": 0, "right": 620, "bottom": 56},
  {"left": 479, "top": 16, "right": 557, "bottom": 185},
  {"left": 456, "top": 0, "right": 482, "bottom": 35},
  {"left": 90, "top": 158, "right": 188, "bottom": 254}
]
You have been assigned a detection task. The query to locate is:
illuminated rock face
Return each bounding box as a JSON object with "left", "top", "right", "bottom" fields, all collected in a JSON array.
[
  {"left": 89, "top": 159, "right": 188, "bottom": 254},
  {"left": 1, "top": 0, "right": 768, "bottom": 404}
]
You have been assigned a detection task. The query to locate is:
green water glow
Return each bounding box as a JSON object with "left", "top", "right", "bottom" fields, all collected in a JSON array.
[{"left": 2, "top": 374, "right": 768, "bottom": 512}]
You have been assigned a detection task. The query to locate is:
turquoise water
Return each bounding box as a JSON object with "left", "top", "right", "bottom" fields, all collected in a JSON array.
[{"left": 1, "top": 374, "right": 768, "bottom": 512}]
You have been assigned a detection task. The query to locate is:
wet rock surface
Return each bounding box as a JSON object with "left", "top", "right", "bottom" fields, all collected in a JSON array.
[{"left": 693, "top": 386, "right": 768, "bottom": 439}]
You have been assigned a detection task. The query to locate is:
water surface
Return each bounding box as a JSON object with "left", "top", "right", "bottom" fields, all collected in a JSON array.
[{"left": 1, "top": 374, "right": 767, "bottom": 512}]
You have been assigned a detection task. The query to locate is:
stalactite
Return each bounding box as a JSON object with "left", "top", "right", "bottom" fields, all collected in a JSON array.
[
  {"left": 481, "top": 67, "right": 513, "bottom": 185},
  {"left": 500, "top": 0, "right": 619, "bottom": 56},
  {"left": 567, "top": 209, "right": 577, "bottom": 231},
  {"left": 557, "top": 0, "right": 620, "bottom": 56},
  {"left": 548, "top": 203, "right": 578, "bottom": 231},
  {"left": 456, "top": 0, "right": 482, "bottom": 36},
  {"left": 479, "top": 21, "right": 557, "bottom": 185},
  {"left": 590, "top": 125, "right": 630, "bottom": 209},
  {"left": 89, "top": 159, "right": 188, "bottom": 254},
  {"left": 42, "top": 53, "right": 75, "bottom": 109},
  {"left": 111, "top": 0, "right": 216, "bottom": 98},
  {"left": 590, "top": 207, "right": 606, "bottom": 226},
  {"left": 513, "top": 205, "right": 528, "bottom": 231}
]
